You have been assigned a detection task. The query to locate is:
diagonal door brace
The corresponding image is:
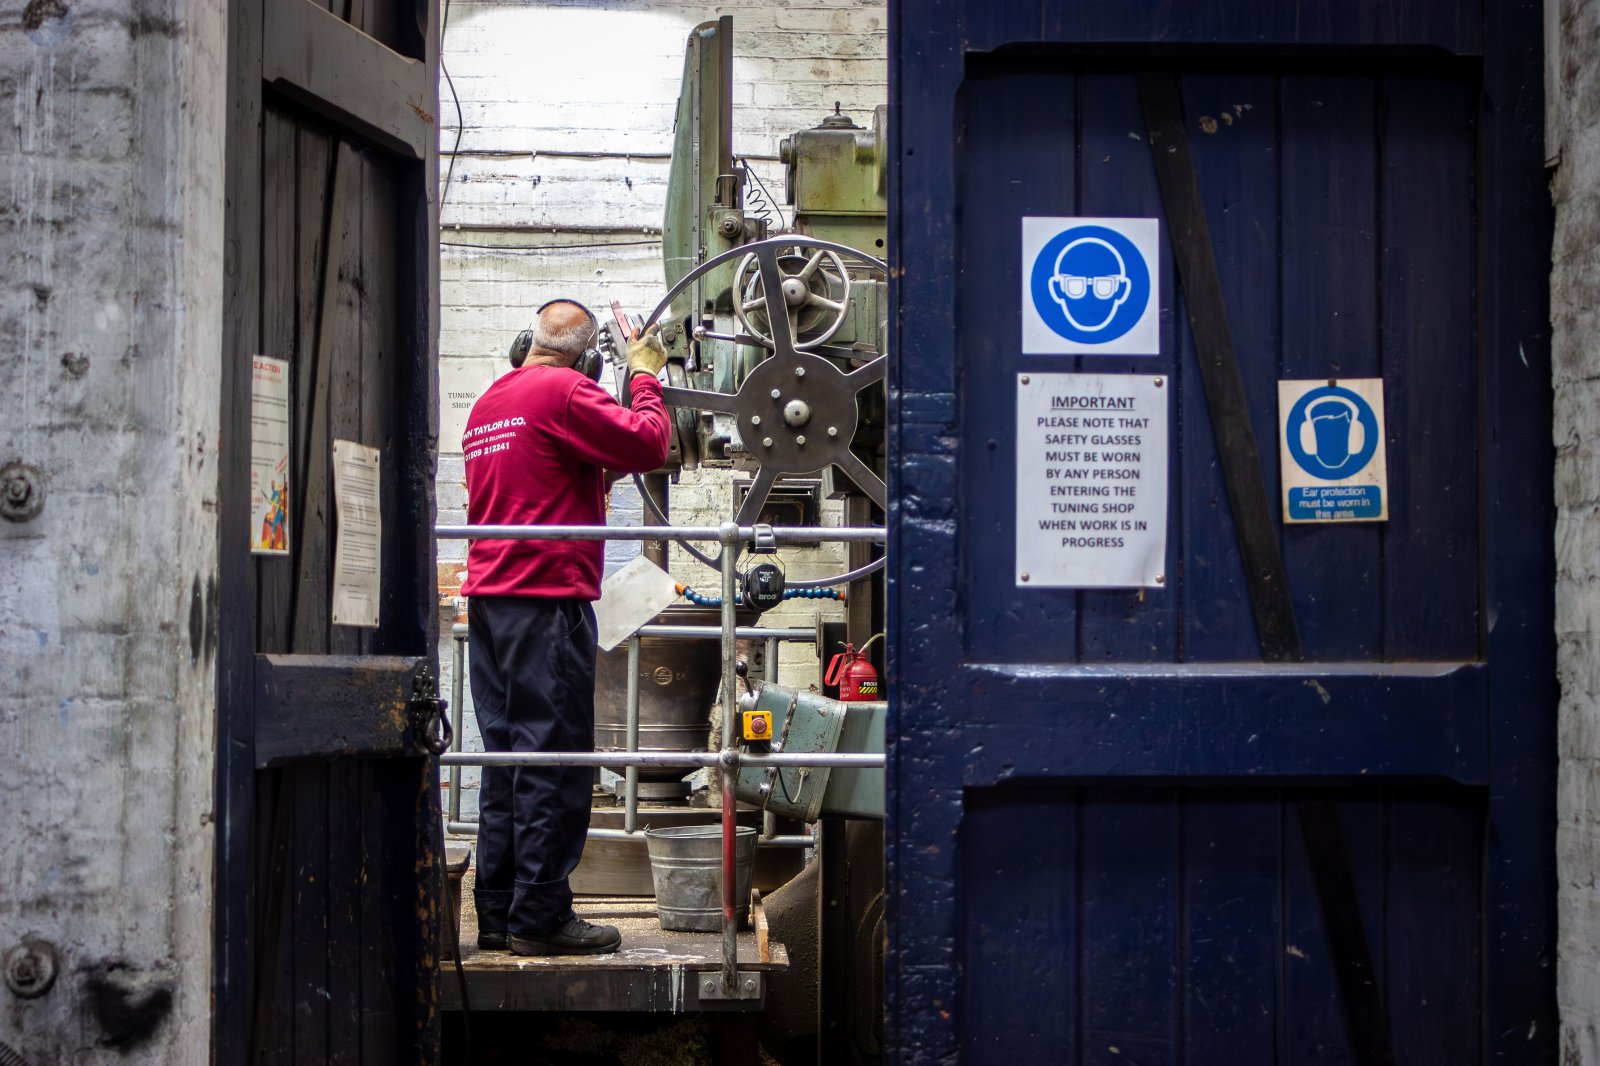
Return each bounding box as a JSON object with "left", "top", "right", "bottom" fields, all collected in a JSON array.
[{"left": 1137, "top": 70, "right": 1396, "bottom": 1066}]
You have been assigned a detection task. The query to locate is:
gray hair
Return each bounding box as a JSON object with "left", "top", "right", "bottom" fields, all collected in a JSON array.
[{"left": 531, "top": 304, "right": 596, "bottom": 358}]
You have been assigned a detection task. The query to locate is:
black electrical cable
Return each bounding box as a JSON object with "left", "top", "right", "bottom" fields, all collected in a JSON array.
[
  {"left": 439, "top": 0, "right": 464, "bottom": 216},
  {"left": 737, "top": 157, "right": 785, "bottom": 231}
]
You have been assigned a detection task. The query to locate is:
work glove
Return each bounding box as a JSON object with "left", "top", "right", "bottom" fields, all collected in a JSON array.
[{"left": 626, "top": 326, "right": 668, "bottom": 379}]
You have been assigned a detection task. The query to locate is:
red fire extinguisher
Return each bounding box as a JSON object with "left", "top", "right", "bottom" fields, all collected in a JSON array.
[{"left": 826, "top": 634, "right": 882, "bottom": 701}]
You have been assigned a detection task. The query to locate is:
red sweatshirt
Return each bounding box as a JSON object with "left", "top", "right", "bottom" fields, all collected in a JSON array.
[{"left": 461, "top": 366, "right": 670, "bottom": 600}]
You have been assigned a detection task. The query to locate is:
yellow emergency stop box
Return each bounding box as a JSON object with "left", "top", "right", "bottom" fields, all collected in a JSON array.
[{"left": 741, "top": 709, "right": 773, "bottom": 742}]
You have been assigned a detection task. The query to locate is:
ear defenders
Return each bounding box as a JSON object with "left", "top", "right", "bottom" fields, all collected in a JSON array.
[
  {"left": 1298, "top": 395, "right": 1365, "bottom": 456},
  {"left": 508, "top": 299, "right": 603, "bottom": 381}
]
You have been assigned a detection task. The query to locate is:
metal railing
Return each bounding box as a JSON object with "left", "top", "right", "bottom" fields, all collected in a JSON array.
[{"left": 436, "top": 520, "right": 886, "bottom": 993}]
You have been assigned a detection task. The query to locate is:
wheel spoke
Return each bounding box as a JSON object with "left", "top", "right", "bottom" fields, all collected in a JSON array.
[
  {"left": 735, "top": 465, "right": 779, "bottom": 527},
  {"left": 753, "top": 245, "right": 799, "bottom": 360},
  {"left": 660, "top": 385, "right": 739, "bottom": 414},
  {"left": 743, "top": 295, "right": 767, "bottom": 313},
  {"left": 845, "top": 355, "right": 887, "bottom": 391},
  {"left": 806, "top": 293, "right": 844, "bottom": 313},
  {"left": 798, "top": 249, "right": 826, "bottom": 281},
  {"left": 834, "top": 451, "right": 887, "bottom": 511}
]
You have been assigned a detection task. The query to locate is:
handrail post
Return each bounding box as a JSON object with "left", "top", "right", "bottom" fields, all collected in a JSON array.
[
  {"left": 719, "top": 521, "right": 741, "bottom": 993},
  {"left": 448, "top": 623, "right": 467, "bottom": 826},
  {"left": 624, "top": 633, "right": 641, "bottom": 835}
]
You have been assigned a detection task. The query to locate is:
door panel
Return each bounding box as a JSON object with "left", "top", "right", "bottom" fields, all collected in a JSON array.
[
  {"left": 957, "top": 65, "right": 1479, "bottom": 666},
  {"left": 220, "top": 1, "right": 440, "bottom": 1062},
  {"left": 958, "top": 787, "right": 1485, "bottom": 1065},
  {"left": 888, "top": 4, "right": 1555, "bottom": 1061}
]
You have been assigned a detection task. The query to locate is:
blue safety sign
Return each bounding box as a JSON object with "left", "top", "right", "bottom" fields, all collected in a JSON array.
[
  {"left": 1022, "top": 217, "right": 1160, "bottom": 355},
  {"left": 1277, "top": 380, "right": 1389, "bottom": 523}
]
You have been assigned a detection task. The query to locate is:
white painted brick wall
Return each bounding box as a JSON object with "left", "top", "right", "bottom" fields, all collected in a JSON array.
[
  {"left": 438, "top": 0, "right": 883, "bottom": 822},
  {"left": 0, "top": 1, "right": 224, "bottom": 1060},
  {"left": 1554, "top": 0, "right": 1600, "bottom": 1060}
]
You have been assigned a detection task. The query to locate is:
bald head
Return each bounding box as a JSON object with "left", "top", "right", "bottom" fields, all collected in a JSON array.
[{"left": 530, "top": 300, "right": 597, "bottom": 366}]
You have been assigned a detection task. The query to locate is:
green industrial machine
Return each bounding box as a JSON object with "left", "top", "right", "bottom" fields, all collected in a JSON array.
[
  {"left": 638, "top": 16, "right": 889, "bottom": 493},
  {"left": 588, "top": 20, "right": 891, "bottom": 1062}
]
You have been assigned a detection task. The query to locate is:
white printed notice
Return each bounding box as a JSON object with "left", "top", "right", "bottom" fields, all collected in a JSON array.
[
  {"left": 331, "top": 439, "right": 381, "bottom": 628},
  {"left": 1016, "top": 373, "right": 1169, "bottom": 588},
  {"left": 249, "top": 356, "right": 291, "bottom": 555}
]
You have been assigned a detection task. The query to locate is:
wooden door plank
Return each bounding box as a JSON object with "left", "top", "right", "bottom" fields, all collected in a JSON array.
[
  {"left": 292, "top": 764, "right": 332, "bottom": 1062},
  {"left": 290, "top": 141, "right": 352, "bottom": 653},
  {"left": 1377, "top": 76, "right": 1477, "bottom": 660},
  {"left": 1278, "top": 75, "right": 1383, "bottom": 661},
  {"left": 1384, "top": 795, "right": 1482, "bottom": 1065},
  {"left": 1139, "top": 70, "right": 1302, "bottom": 663},
  {"left": 1078, "top": 791, "right": 1181, "bottom": 1065},
  {"left": 1181, "top": 794, "right": 1281, "bottom": 1063},
  {"left": 253, "top": 653, "right": 425, "bottom": 766},
  {"left": 257, "top": 106, "right": 300, "bottom": 654},
  {"left": 326, "top": 142, "right": 366, "bottom": 658},
  {"left": 263, "top": 0, "right": 432, "bottom": 160},
  {"left": 326, "top": 760, "right": 364, "bottom": 1065},
  {"left": 1179, "top": 74, "right": 1284, "bottom": 662},
  {"left": 958, "top": 787, "right": 1079, "bottom": 1062},
  {"left": 1076, "top": 70, "right": 1178, "bottom": 663},
  {"left": 957, "top": 65, "right": 1080, "bottom": 663}
]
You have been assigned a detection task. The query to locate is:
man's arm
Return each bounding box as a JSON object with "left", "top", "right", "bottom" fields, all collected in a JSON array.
[{"left": 562, "top": 373, "right": 672, "bottom": 474}]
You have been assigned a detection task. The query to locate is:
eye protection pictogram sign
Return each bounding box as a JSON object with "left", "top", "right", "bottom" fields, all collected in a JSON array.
[{"left": 1022, "top": 217, "right": 1160, "bottom": 355}]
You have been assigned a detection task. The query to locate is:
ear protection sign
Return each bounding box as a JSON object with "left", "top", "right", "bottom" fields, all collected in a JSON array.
[
  {"left": 1298, "top": 395, "right": 1365, "bottom": 457},
  {"left": 508, "top": 299, "right": 602, "bottom": 381}
]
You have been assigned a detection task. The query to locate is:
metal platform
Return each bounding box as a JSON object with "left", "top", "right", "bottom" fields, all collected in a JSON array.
[{"left": 441, "top": 866, "right": 787, "bottom": 1013}]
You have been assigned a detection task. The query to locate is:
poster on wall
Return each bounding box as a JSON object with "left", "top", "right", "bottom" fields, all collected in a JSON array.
[
  {"left": 332, "top": 439, "right": 382, "bottom": 628},
  {"left": 1277, "top": 378, "right": 1389, "bottom": 524},
  {"left": 1015, "top": 373, "right": 1169, "bottom": 588},
  {"left": 249, "top": 356, "right": 291, "bottom": 555},
  {"left": 440, "top": 357, "right": 498, "bottom": 455}
]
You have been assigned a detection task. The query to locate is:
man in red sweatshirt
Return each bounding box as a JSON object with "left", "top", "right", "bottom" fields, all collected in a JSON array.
[{"left": 462, "top": 299, "right": 670, "bottom": 955}]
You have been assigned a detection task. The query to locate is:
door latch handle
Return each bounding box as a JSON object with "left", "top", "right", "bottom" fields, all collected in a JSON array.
[{"left": 409, "top": 665, "right": 451, "bottom": 755}]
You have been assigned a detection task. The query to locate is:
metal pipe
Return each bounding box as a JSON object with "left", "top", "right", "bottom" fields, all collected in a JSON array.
[
  {"left": 764, "top": 637, "right": 779, "bottom": 682},
  {"left": 448, "top": 626, "right": 467, "bottom": 826},
  {"left": 636, "top": 625, "right": 815, "bottom": 641},
  {"left": 718, "top": 520, "right": 740, "bottom": 992},
  {"left": 443, "top": 822, "right": 816, "bottom": 848},
  {"left": 624, "top": 634, "right": 641, "bottom": 835},
  {"left": 439, "top": 751, "right": 884, "bottom": 769},
  {"left": 435, "top": 523, "right": 885, "bottom": 544}
]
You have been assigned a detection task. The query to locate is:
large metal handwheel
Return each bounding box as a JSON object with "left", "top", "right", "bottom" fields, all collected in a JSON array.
[
  {"left": 643, "top": 236, "right": 887, "bottom": 528},
  {"left": 733, "top": 245, "right": 852, "bottom": 351}
]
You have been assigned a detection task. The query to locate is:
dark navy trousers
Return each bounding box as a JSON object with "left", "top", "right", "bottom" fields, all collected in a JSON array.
[{"left": 468, "top": 596, "right": 596, "bottom": 937}]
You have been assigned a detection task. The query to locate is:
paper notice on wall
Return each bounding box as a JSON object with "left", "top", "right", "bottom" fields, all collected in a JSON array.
[
  {"left": 250, "top": 356, "right": 291, "bottom": 555},
  {"left": 1015, "top": 373, "right": 1169, "bottom": 588},
  {"left": 331, "top": 439, "right": 381, "bottom": 628}
]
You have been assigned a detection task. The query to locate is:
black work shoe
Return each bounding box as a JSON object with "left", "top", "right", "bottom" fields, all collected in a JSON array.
[
  {"left": 510, "top": 917, "right": 622, "bottom": 956},
  {"left": 476, "top": 931, "right": 509, "bottom": 952}
]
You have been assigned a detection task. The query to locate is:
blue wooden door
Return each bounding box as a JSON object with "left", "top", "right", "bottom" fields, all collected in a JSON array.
[{"left": 887, "top": 3, "right": 1554, "bottom": 1063}]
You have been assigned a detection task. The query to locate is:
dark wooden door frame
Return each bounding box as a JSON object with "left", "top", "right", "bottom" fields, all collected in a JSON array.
[{"left": 218, "top": 0, "right": 441, "bottom": 1061}]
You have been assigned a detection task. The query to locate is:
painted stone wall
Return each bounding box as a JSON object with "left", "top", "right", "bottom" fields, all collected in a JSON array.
[
  {"left": 1553, "top": 0, "right": 1600, "bottom": 1060},
  {"left": 437, "top": 1, "right": 887, "bottom": 817},
  {"left": 0, "top": 0, "right": 224, "bottom": 1061}
]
